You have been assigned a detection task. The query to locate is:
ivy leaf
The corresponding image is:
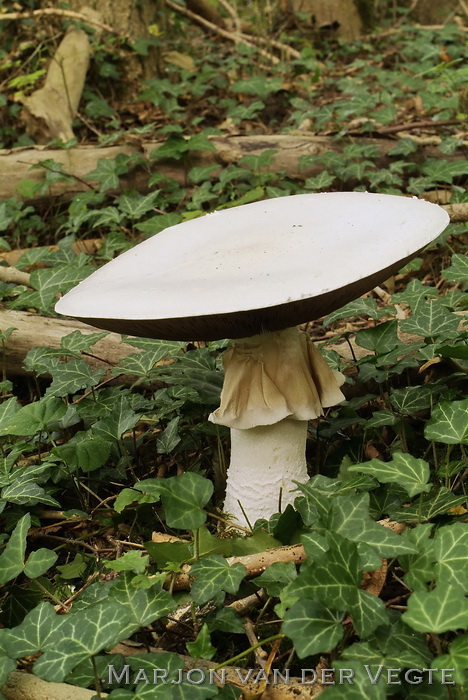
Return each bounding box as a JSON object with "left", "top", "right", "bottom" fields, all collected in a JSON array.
[
  {"left": 29, "top": 263, "right": 93, "bottom": 312},
  {"left": 2, "top": 602, "right": 61, "bottom": 657},
  {"left": 108, "top": 572, "right": 175, "bottom": 637},
  {"left": 190, "top": 555, "right": 246, "bottom": 605},
  {"left": 402, "top": 586, "right": 468, "bottom": 633},
  {"left": 117, "top": 191, "right": 161, "bottom": 220},
  {"left": 45, "top": 358, "right": 104, "bottom": 397},
  {"left": 400, "top": 301, "right": 459, "bottom": 339},
  {"left": 33, "top": 601, "right": 133, "bottom": 682},
  {"left": 86, "top": 158, "right": 126, "bottom": 190},
  {"left": 157, "top": 417, "right": 181, "bottom": 454},
  {"left": 442, "top": 253, "right": 468, "bottom": 283},
  {"left": 424, "top": 398, "right": 468, "bottom": 444},
  {"left": 282, "top": 600, "right": 344, "bottom": 658},
  {"left": 399, "top": 524, "right": 435, "bottom": 590},
  {"left": 389, "top": 385, "right": 435, "bottom": 415},
  {"left": 305, "top": 171, "right": 336, "bottom": 191},
  {"left": 434, "top": 522, "right": 468, "bottom": 592},
  {"left": 329, "top": 493, "right": 418, "bottom": 556},
  {"left": 355, "top": 321, "right": 400, "bottom": 354},
  {"left": 104, "top": 551, "right": 150, "bottom": 575},
  {"left": 324, "top": 298, "right": 390, "bottom": 326},
  {"left": 159, "top": 472, "right": 213, "bottom": 530},
  {"left": 93, "top": 394, "right": 141, "bottom": 441},
  {"left": 186, "top": 623, "right": 216, "bottom": 660},
  {"left": 0, "top": 397, "right": 20, "bottom": 436},
  {"left": 251, "top": 562, "right": 297, "bottom": 597},
  {"left": 1, "top": 477, "right": 59, "bottom": 508},
  {"left": 389, "top": 486, "right": 466, "bottom": 523},
  {"left": 53, "top": 433, "right": 111, "bottom": 473},
  {"left": 0, "top": 513, "right": 29, "bottom": 584},
  {"left": 435, "top": 634, "right": 468, "bottom": 684},
  {"left": 60, "top": 330, "right": 108, "bottom": 356},
  {"left": 2, "top": 398, "right": 67, "bottom": 436},
  {"left": 392, "top": 279, "right": 438, "bottom": 309},
  {"left": 23, "top": 548, "right": 58, "bottom": 578},
  {"left": 348, "top": 453, "right": 430, "bottom": 497}
]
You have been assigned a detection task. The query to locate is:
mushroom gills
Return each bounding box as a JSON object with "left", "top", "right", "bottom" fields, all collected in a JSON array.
[{"left": 209, "top": 326, "right": 345, "bottom": 526}]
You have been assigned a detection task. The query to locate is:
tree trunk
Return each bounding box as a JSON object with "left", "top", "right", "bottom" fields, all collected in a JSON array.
[
  {"left": 412, "top": 0, "right": 460, "bottom": 24},
  {"left": 280, "top": 0, "right": 363, "bottom": 40},
  {"left": 42, "top": 0, "right": 160, "bottom": 86}
]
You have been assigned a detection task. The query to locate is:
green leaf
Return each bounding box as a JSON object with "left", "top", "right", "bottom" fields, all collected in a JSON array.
[
  {"left": 442, "top": 253, "right": 468, "bottom": 282},
  {"left": 348, "top": 453, "right": 430, "bottom": 497},
  {"left": 356, "top": 321, "right": 400, "bottom": 354},
  {"left": 0, "top": 397, "right": 20, "bottom": 436},
  {"left": 435, "top": 634, "right": 468, "bottom": 684},
  {"left": 2, "top": 602, "right": 61, "bottom": 657},
  {"left": 186, "top": 623, "right": 216, "bottom": 660},
  {"left": 33, "top": 601, "right": 133, "bottom": 681},
  {"left": 93, "top": 394, "right": 141, "bottom": 441},
  {"left": 60, "top": 330, "right": 108, "bottom": 356},
  {"left": 104, "top": 551, "right": 150, "bottom": 575},
  {"left": 117, "top": 191, "right": 162, "bottom": 220},
  {"left": 251, "top": 562, "right": 297, "bottom": 597},
  {"left": 390, "top": 385, "right": 435, "bottom": 415},
  {"left": 305, "top": 171, "right": 336, "bottom": 190},
  {"left": 57, "top": 553, "right": 87, "bottom": 579},
  {"left": 86, "top": 158, "right": 126, "bottom": 190},
  {"left": 330, "top": 493, "right": 418, "bottom": 557},
  {"left": 421, "top": 157, "right": 468, "bottom": 183},
  {"left": 45, "top": 358, "right": 104, "bottom": 397},
  {"left": 403, "top": 585, "right": 468, "bottom": 633},
  {"left": 424, "top": 398, "right": 468, "bottom": 444},
  {"left": 0, "top": 513, "right": 29, "bottom": 584},
  {"left": 392, "top": 279, "right": 438, "bottom": 310},
  {"left": 108, "top": 572, "right": 175, "bottom": 636},
  {"left": 400, "top": 301, "right": 459, "bottom": 339},
  {"left": 434, "top": 522, "right": 468, "bottom": 592},
  {"left": 29, "top": 263, "right": 93, "bottom": 312},
  {"left": 157, "top": 417, "right": 181, "bottom": 454},
  {"left": 159, "top": 472, "right": 213, "bottom": 530},
  {"left": 282, "top": 600, "right": 344, "bottom": 658},
  {"left": 23, "top": 548, "right": 58, "bottom": 578},
  {"left": 324, "top": 298, "right": 390, "bottom": 326},
  {"left": 2, "top": 397, "right": 67, "bottom": 436},
  {"left": 190, "top": 555, "right": 246, "bottom": 605},
  {"left": 53, "top": 433, "right": 111, "bottom": 473},
  {"left": 399, "top": 524, "right": 435, "bottom": 590},
  {"left": 389, "top": 486, "right": 466, "bottom": 523}
]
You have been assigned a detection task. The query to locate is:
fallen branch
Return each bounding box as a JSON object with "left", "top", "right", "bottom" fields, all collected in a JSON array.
[
  {"left": 2, "top": 671, "right": 106, "bottom": 700},
  {"left": 0, "top": 309, "right": 140, "bottom": 381},
  {"left": 0, "top": 266, "right": 31, "bottom": 286},
  {"left": 168, "top": 519, "right": 403, "bottom": 591},
  {"left": 0, "top": 7, "right": 121, "bottom": 37},
  {"left": 1, "top": 133, "right": 461, "bottom": 201},
  {"left": 442, "top": 202, "right": 468, "bottom": 222}
]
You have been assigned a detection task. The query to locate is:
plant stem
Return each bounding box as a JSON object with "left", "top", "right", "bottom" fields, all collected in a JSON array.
[{"left": 213, "top": 634, "right": 284, "bottom": 670}]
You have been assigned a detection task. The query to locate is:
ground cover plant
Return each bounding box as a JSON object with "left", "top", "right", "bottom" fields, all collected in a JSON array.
[{"left": 0, "top": 1, "right": 467, "bottom": 698}]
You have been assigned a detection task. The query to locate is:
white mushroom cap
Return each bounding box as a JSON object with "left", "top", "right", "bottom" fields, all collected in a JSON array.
[{"left": 55, "top": 193, "right": 449, "bottom": 340}]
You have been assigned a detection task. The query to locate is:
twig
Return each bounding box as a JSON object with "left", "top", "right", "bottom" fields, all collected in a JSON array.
[
  {"left": 164, "top": 0, "right": 280, "bottom": 64},
  {"left": 377, "top": 118, "right": 461, "bottom": 134},
  {"left": 0, "top": 8, "right": 124, "bottom": 38},
  {"left": 0, "top": 266, "right": 31, "bottom": 286}
]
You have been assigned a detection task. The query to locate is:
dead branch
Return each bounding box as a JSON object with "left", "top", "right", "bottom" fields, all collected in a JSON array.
[
  {"left": 442, "top": 202, "right": 468, "bottom": 222},
  {"left": 0, "top": 239, "right": 102, "bottom": 267},
  {"left": 167, "top": 519, "right": 403, "bottom": 591},
  {"left": 0, "top": 7, "right": 121, "bottom": 37},
  {"left": 2, "top": 672, "right": 106, "bottom": 700},
  {"left": 0, "top": 266, "right": 31, "bottom": 286},
  {"left": 0, "top": 309, "right": 140, "bottom": 381},
  {"left": 1, "top": 133, "right": 463, "bottom": 202}
]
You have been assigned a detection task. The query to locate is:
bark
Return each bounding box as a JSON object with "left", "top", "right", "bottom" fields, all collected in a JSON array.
[
  {"left": 280, "top": 0, "right": 363, "bottom": 39},
  {"left": 0, "top": 133, "right": 462, "bottom": 202},
  {"left": 64, "top": 0, "right": 160, "bottom": 83},
  {"left": 0, "top": 309, "right": 141, "bottom": 381},
  {"left": 412, "top": 0, "right": 460, "bottom": 24}
]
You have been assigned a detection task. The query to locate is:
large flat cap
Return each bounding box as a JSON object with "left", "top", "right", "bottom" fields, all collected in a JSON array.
[{"left": 55, "top": 192, "right": 449, "bottom": 340}]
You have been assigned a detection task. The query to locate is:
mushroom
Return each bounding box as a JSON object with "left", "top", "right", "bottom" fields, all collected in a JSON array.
[{"left": 55, "top": 192, "right": 449, "bottom": 526}]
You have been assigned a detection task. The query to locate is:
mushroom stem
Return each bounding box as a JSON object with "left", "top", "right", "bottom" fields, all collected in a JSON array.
[
  {"left": 224, "top": 418, "right": 309, "bottom": 526},
  {"left": 209, "top": 326, "right": 345, "bottom": 526}
]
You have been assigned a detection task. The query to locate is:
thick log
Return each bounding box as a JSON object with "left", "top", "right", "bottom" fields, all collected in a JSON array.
[
  {"left": 0, "top": 133, "right": 460, "bottom": 201},
  {"left": 0, "top": 309, "right": 138, "bottom": 379}
]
